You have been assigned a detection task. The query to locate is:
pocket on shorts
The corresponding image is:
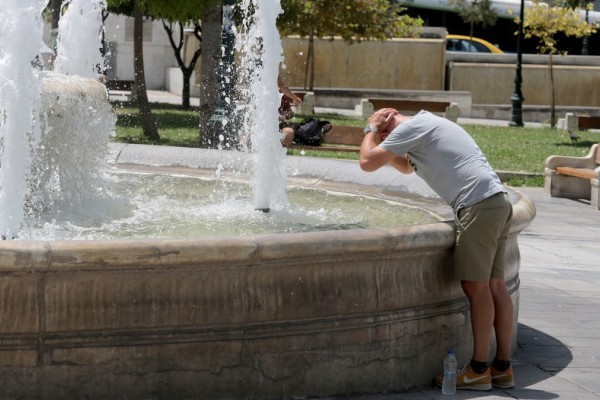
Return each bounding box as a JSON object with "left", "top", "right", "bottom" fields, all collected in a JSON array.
[{"left": 455, "top": 206, "right": 471, "bottom": 231}]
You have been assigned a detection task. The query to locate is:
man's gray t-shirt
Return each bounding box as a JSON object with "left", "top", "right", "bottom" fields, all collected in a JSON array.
[{"left": 379, "top": 111, "right": 505, "bottom": 212}]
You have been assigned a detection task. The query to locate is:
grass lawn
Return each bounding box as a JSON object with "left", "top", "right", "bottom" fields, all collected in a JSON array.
[{"left": 112, "top": 102, "right": 600, "bottom": 187}]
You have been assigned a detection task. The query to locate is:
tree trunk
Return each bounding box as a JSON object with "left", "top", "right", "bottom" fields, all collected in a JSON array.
[
  {"left": 549, "top": 53, "right": 556, "bottom": 128},
  {"left": 308, "top": 32, "right": 315, "bottom": 91},
  {"left": 49, "top": 0, "right": 64, "bottom": 66},
  {"left": 133, "top": 0, "right": 160, "bottom": 140},
  {"left": 303, "top": 35, "right": 311, "bottom": 90},
  {"left": 198, "top": 0, "right": 223, "bottom": 148},
  {"left": 162, "top": 21, "right": 202, "bottom": 111},
  {"left": 182, "top": 70, "right": 192, "bottom": 110}
]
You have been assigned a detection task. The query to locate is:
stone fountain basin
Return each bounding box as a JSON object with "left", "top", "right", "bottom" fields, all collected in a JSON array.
[{"left": 0, "top": 143, "right": 535, "bottom": 399}]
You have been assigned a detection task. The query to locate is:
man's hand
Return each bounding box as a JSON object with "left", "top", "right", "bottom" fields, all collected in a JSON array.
[
  {"left": 366, "top": 108, "right": 398, "bottom": 133},
  {"left": 360, "top": 109, "right": 398, "bottom": 172}
]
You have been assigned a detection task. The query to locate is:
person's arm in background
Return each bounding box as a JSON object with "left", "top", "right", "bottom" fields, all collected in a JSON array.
[{"left": 277, "top": 75, "right": 303, "bottom": 107}]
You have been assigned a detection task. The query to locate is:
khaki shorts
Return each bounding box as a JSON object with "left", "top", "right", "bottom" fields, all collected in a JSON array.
[{"left": 453, "top": 192, "right": 513, "bottom": 281}]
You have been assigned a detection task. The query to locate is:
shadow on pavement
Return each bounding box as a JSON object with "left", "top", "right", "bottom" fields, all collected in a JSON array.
[
  {"left": 409, "top": 324, "right": 572, "bottom": 399},
  {"left": 516, "top": 322, "right": 573, "bottom": 373}
]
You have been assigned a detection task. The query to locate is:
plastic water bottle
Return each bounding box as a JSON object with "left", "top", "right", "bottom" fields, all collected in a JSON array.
[{"left": 442, "top": 350, "right": 457, "bottom": 395}]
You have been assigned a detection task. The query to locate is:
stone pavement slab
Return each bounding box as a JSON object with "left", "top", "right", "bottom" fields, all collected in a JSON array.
[{"left": 323, "top": 187, "right": 600, "bottom": 399}]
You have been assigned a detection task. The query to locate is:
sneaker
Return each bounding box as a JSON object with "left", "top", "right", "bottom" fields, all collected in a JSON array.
[
  {"left": 434, "top": 364, "right": 492, "bottom": 391},
  {"left": 491, "top": 365, "right": 515, "bottom": 389}
]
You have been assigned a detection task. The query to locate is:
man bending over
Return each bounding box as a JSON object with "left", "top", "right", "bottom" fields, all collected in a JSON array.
[{"left": 359, "top": 108, "right": 515, "bottom": 391}]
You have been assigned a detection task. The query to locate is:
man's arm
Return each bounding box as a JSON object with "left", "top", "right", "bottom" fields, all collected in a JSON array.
[
  {"left": 359, "top": 108, "right": 400, "bottom": 172},
  {"left": 359, "top": 132, "right": 397, "bottom": 172},
  {"left": 389, "top": 155, "right": 414, "bottom": 174}
]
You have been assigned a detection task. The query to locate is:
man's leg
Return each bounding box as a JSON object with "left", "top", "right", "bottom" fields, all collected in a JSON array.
[
  {"left": 461, "top": 280, "right": 495, "bottom": 362},
  {"left": 434, "top": 280, "right": 494, "bottom": 390},
  {"left": 489, "top": 278, "right": 513, "bottom": 361}
]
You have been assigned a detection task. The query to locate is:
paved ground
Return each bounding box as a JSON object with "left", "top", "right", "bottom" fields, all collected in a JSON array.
[
  {"left": 316, "top": 187, "right": 600, "bottom": 400},
  {"left": 127, "top": 90, "right": 600, "bottom": 399}
]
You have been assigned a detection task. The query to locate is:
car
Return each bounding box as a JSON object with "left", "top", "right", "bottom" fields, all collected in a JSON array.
[{"left": 446, "top": 34, "right": 504, "bottom": 54}]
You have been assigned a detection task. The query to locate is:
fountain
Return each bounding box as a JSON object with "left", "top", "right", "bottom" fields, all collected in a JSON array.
[{"left": 0, "top": 0, "right": 535, "bottom": 399}]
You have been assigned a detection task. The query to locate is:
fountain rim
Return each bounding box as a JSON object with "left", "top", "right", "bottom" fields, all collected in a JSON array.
[{"left": 0, "top": 143, "right": 535, "bottom": 270}]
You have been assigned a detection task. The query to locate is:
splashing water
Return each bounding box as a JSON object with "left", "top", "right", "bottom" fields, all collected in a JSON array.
[
  {"left": 0, "top": 0, "right": 114, "bottom": 239},
  {"left": 235, "top": 0, "right": 288, "bottom": 211},
  {"left": 54, "top": 0, "right": 106, "bottom": 78},
  {"left": 0, "top": 0, "right": 49, "bottom": 238},
  {"left": 28, "top": 73, "right": 116, "bottom": 224},
  {"left": 1, "top": 0, "right": 387, "bottom": 240}
]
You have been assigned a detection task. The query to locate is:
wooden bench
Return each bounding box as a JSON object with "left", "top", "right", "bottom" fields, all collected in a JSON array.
[
  {"left": 544, "top": 143, "right": 600, "bottom": 209},
  {"left": 357, "top": 98, "right": 460, "bottom": 122},
  {"left": 561, "top": 113, "right": 600, "bottom": 131},
  {"left": 291, "top": 125, "right": 363, "bottom": 153},
  {"left": 577, "top": 116, "right": 600, "bottom": 130}
]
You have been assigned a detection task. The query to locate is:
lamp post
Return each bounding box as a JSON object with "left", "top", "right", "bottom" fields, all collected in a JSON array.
[
  {"left": 509, "top": 0, "right": 525, "bottom": 127},
  {"left": 582, "top": 7, "right": 590, "bottom": 55}
]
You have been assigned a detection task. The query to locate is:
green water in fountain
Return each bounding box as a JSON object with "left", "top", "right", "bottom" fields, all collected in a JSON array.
[{"left": 26, "top": 171, "right": 439, "bottom": 240}]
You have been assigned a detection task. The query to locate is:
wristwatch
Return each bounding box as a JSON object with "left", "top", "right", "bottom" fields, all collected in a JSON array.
[{"left": 363, "top": 124, "right": 378, "bottom": 134}]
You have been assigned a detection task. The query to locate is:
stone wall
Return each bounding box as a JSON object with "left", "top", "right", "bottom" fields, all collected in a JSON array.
[
  {"left": 279, "top": 36, "right": 600, "bottom": 108},
  {"left": 448, "top": 62, "right": 600, "bottom": 107},
  {"left": 281, "top": 36, "right": 446, "bottom": 91}
]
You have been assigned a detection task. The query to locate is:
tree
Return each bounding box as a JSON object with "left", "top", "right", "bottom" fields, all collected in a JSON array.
[
  {"left": 106, "top": 0, "right": 159, "bottom": 140},
  {"left": 197, "top": 0, "right": 223, "bottom": 148},
  {"left": 563, "top": 0, "right": 596, "bottom": 54},
  {"left": 278, "top": 0, "right": 423, "bottom": 90},
  {"left": 162, "top": 21, "right": 202, "bottom": 110},
  {"left": 519, "top": 0, "right": 595, "bottom": 127},
  {"left": 144, "top": 0, "right": 215, "bottom": 113},
  {"left": 449, "top": 0, "right": 497, "bottom": 49},
  {"left": 132, "top": 0, "right": 160, "bottom": 140},
  {"left": 107, "top": 0, "right": 220, "bottom": 140},
  {"left": 107, "top": 0, "right": 220, "bottom": 144},
  {"left": 48, "top": 0, "right": 64, "bottom": 52}
]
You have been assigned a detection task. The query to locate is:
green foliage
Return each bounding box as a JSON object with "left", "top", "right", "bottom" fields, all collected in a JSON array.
[
  {"left": 450, "top": 0, "right": 497, "bottom": 33},
  {"left": 516, "top": 0, "right": 596, "bottom": 127},
  {"left": 278, "top": 0, "right": 423, "bottom": 42},
  {"left": 144, "top": 0, "right": 218, "bottom": 22},
  {"left": 519, "top": 0, "right": 596, "bottom": 54},
  {"left": 563, "top": 0, "right": 595, "bottom": 11},
  {"left": 106, "top": 0, "right": 218, "bottom": 21},
  {"left": 105, "top": 0, "right": 134, "bottom": 15}
]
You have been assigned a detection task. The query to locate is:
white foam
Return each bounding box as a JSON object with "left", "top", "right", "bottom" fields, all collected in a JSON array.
[{"left": 54, "top": 0, "right": 106, "bottom": 79}]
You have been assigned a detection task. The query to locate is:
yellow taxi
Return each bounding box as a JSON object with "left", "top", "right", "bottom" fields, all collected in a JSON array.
[{"left": 446, "top": 34, "right": 504, "bottom": 54}]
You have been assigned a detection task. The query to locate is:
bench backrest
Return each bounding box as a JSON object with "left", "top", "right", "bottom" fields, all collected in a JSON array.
[
  {"left": 323, "top": 126, "right": 364, "bottom": 146},
  {"left": 596, "top": 144, "right": 600, "bottom": 164},
  {"left": 578, "top": 116, "right": 600, "bottom": 131},
  {"left": 369, "top": 98, "right": 450, "bottom": 113}
]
